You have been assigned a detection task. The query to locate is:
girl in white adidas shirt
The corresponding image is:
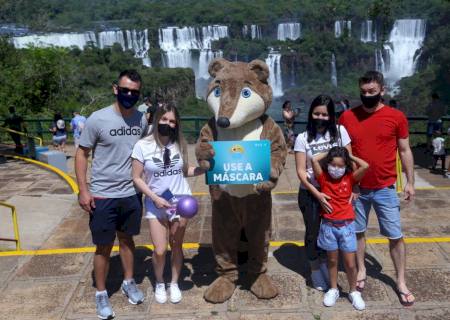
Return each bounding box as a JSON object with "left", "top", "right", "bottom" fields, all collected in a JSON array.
[{"left": 132, "top": 104, "right": 205, "bottom": 304}]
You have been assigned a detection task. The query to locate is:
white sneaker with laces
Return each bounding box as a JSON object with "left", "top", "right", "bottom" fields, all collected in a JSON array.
[
  {"left": 311, "top": 269, "right": 328, "bottom": 291},
  {"left": 323, "top": 288, "right": 340, "bottom": 307},
  {"left": 349, "top": 291, "right": 366, "bottom": 310},
  {"left": 154, "top": 282, "right": 167, "bottom": 304},
  {"left": 170, "top": 283, "right": 182, "bottom": 303}
]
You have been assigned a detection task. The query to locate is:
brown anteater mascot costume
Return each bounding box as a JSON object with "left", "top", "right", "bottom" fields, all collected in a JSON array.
[{"left": 196, "top": 58, "right": 287, "bottom": 303}]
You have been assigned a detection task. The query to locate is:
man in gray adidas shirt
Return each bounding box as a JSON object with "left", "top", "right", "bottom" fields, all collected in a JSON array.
[{"left": 75, "top": 70, "right": 148, "bottom": 319}]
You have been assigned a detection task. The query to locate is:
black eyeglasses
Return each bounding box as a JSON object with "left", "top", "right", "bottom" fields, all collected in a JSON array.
[
  {"left": 117, "top": 86, "right": 140, "bottom": 97},
  {"left": 163, "top": 147, "right": 171, "bottom": 167}
]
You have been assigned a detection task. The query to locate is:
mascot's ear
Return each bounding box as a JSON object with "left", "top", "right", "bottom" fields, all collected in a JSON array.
[
  {"left": 208, "top": 58, "right": 228, "bottom": 78},
  {"left": 248, "top": 59, "right": 270, "bottom": 84}
]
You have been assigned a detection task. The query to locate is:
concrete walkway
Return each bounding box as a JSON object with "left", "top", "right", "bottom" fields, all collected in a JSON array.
[{"left": 0, "top": 143, "right": 449, "bottom": 319}]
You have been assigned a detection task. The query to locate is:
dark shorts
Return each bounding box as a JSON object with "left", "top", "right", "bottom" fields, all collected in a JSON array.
[{"left": 89, "top": 194, "right": 143, "bottom": 245}]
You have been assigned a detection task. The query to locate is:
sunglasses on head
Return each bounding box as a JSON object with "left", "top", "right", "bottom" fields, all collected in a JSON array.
[{"left": 116, "top": 85, "right": 140, "bottom": 97}]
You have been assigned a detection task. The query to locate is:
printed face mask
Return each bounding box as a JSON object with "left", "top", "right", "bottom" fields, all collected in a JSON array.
[{"left": 328, "top": 165, "right": 346, "bottom": 179}]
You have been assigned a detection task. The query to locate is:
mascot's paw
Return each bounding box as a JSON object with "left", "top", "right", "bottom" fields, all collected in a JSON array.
[
  {"left": 204, "top": 276, "right": 236, "bottom": 303},
  {"left": 254, "top": 180, "right": 276, "bottom": 193},
  {"left": 196, "top": 140, "right": 215, "bottom": 161},
  {"left": 249, "top": 273, "right": 279, "bottom": 299}
]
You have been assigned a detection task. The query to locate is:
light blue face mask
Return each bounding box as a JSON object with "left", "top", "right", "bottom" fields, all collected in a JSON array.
[{"left": 327, "top": 165, "right": 346, "bottom": 179}]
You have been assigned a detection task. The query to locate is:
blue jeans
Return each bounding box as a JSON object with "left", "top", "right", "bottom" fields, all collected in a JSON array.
[
  {"left": 318, "top": 220, "right": 357, "bottom": 253},
  {"left": 353, "top": 185, "right": 402, "bottom": 239}
]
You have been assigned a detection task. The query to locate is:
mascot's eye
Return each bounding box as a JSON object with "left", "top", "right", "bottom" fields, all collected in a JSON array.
[
  {"left": 241, "top": 87, "right": 252, "bottom": 98},
  {"left": 213, "top": 87, "right": 221, "bottom": 97}
]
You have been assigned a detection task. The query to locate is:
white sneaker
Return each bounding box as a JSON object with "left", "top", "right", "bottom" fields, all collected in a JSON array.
[
  {"left": 323, "top": 288, "right": 340, "bottom": 307},
  {"left": 169, "top": 283, "right": 182, "bottom": 303},
  {"left": 154, "top": 282, "right": 167, "bottom": 304},
  {"left": 349, "top": 291, "right": 366, "bottom": 310},
  {"left": 311, "top": 269, "right": 328, "bottom": 291}
]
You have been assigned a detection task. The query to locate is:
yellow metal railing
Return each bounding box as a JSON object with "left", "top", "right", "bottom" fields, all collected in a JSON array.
[
  {"left": 0, "top": 127, "right": 43, "bottom": 147},
  {"left": 0, "top": 202, "right": 21, "bottom": 251},
  {"left": 396, "top": 151, "right": 404, "bottom": 193}
]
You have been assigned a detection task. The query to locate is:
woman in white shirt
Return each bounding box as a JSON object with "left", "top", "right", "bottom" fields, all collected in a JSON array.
[
  {"left": 132, "top": 104, "right": 204, "bottom": 304},
  {"left": 294, "top": 95, "right": 352, "bottom": 291}
]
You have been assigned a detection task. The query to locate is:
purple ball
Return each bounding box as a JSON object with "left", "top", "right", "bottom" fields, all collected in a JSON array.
[{"left": 176, "top": 195, "right": 199, "bottom": 218}]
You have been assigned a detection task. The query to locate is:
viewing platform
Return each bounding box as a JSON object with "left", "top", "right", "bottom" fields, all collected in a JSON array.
[{"left": 0, "top": 143, "right": 449, "bottom": 320}]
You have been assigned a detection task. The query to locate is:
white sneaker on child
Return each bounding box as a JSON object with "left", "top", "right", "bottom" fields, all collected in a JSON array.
[
  {"left": 323, "top": 288, "right": 340, "bottom": 307},
  {"left": 154, "top": 282, "right": 167, "bottom": 304},
  {"left": 311, "top": 269, "right": 328, "bottom": 291},
  {"left": 349, "top": 291, "right": 366, "bottom": 310},
  {"left": 170, "top": 283, "right": 182, "bottom": 303}
]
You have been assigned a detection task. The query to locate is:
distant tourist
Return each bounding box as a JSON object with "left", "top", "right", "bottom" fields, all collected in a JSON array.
[
  {"left": 431, "top": 130, "right": 446, "bottom": 174},
  {"left": 50, "top": 112, "right": 67, "bottom": 153},
  {"left": 2, "top": 106, "right": 26, "bottom": 153},
  {"left": 282, "top": 100, "right": 299, "bottom": 153},
  {"left": 75, "top": 70, "right": 148, "bottom": 319},
  {"left": 70, "top": 111, "right": 86, "bottom": 150},
  {"left": 339, "top": 70, "right": 416, "bottom": 306},
  {"left": 426, "top": 93, "right": 447, "bottom": 150},
  {"left": 294, "top": 94, "right": 352, "bottom": 292}
]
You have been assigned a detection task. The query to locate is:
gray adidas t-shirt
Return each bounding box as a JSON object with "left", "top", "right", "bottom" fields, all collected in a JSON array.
[{"left": 79, "top": 105, "right": 148, "bottom": 198}]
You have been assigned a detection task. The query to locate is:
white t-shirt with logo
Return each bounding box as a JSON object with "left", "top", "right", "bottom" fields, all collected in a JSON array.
[
  {"left": 131, "top": 138, "right": 191, "bottom": 218},
  {"left": 294, "top": 125, "right": 351, "bottom": 188}
]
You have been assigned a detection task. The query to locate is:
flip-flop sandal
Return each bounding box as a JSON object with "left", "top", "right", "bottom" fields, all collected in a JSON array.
[
  {"left": 397, "top": 290, "right": 415, "bottom": 307},
  {"left": 355, "top": 278, "right": 366, "bottom": 292}
]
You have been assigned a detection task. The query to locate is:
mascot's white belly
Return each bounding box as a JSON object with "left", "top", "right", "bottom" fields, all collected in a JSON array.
[{"left": 217, "top": 119, "right": 263, "bottom": 197}]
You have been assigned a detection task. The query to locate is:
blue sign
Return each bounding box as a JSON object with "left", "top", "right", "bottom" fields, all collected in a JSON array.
[{"left": 206, "top": 140, "right": 271, "bottom": 185}]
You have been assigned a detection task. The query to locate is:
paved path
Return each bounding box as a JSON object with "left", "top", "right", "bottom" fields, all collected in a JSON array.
[{"left": 0, "top": 143, "right": 449, "bottom": 319}]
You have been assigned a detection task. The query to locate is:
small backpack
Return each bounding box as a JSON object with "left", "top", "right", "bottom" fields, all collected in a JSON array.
[{"left": 56, "top": 119, "right": 65, "bottom": 130}]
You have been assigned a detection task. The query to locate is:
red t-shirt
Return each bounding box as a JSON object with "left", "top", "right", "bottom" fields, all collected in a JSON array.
[
  {"left": 339, "top": 105, "right": 409, "bottom": 189},
  {"left": 317, "top": 172, "right": 355, "bottom": 220}
]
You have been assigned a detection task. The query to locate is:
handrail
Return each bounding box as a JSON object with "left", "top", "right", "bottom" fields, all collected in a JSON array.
[
  {"left": 0, "top": 202, "right": 21, "bottom": 251},
  {"left": 0, "top": 127, "right": 43, "bottom": 146}
]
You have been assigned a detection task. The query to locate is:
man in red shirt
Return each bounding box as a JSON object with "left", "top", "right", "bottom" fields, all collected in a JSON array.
[{"left": 339, "top": 71, "right": 415, "bottom": 306}]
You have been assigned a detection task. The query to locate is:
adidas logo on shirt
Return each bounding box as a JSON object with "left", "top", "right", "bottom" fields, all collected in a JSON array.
[{"left": 109, "top": 126, "right": 142, "bottom": 136}]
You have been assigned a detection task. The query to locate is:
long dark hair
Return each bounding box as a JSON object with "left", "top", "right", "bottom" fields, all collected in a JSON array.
[
  {"left": 306, "top": 94, "right": 337, "bottom": 143},
  {"left": 322, "top": 146, "right": 353, "bottom": 174}
]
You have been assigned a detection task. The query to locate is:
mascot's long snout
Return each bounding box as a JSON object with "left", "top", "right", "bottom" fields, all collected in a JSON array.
[{"left": 217, "top": 117, "right": 230, "bottom": 128}]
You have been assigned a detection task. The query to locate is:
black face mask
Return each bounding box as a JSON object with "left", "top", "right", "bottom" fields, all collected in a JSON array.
[
  {"left": 312, "top": 118, "right": 329, "bottom": 130},
  {"left": 158, "top": 123, "right": 177, "bottom": 139},
  {"left": 117, "top": 91, "right": 139, "bottom": 109},
  {"left": 360, "top": 93, "right": 381, "bottom": 109}
]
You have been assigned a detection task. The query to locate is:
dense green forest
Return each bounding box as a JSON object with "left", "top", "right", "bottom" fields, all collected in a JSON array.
[{"left": 0, "top": 0, "right": 448, "bottom": 119}]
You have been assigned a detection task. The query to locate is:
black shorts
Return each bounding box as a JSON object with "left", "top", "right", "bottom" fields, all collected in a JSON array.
[{"left": 89, "top": 194, "right": 143, "bottom": 245}]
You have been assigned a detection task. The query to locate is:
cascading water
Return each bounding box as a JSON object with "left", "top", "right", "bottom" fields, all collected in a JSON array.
[
  {"left": 381, "top": 19, "right": 426, "bottom": 94},
  {"left": 242, "top": 24, "right": 262, "bottom": 39},
  {"left": 277, "top": 23, "right": 301, "bottom": 41},
  {"left": 12, "top": 29, "right": 151, "bottom": 66},
  {"left": 360, "top": 20, "right": 377, "bottom": 43},
  {"left": 331, "top": 54, "right": 337, "bottom": 87},
  {"left": 335, "top": 20, "right": 351, "bottom": 38},
  {"left": 265, "top": 48, "right": 283, "bottom": 97},
  {"left": 158, "top": 25, "right": 228, "bottom": 97}
]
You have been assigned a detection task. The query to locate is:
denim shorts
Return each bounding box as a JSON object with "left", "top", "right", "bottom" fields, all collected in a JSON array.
[
  {"left": 353, "top": 185, "right": 402, "bottom": 239},
  {"left": 317, "top": 220, "right": 357, "bottom": 252}
]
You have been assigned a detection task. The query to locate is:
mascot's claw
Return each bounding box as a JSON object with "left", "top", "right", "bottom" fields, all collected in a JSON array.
[
  {"left": 254, "top": 180, "right": 276, "bottom": 193},
  {"left": 196, "top": 140, "right": 215, "bottom": 170},
  {"left": 204, "top": 276, "right": 236, "bottom": 303},
  {"left": 249, "top": 273, "right": 279, "bottom": 299}
]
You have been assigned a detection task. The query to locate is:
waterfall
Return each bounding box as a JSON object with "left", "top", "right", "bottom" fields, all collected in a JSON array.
[
  {"left": 243, "top": 24, "right": 262, "bottom": 39},
  {"left": 331, "top": 54, "right": 337, "bottom": 87},
  {"left": 277, "top": 23, "right": 301, "bottom": 41},
  {"left": 12, "top": 29, "right": 151, "bottom": 66},
  {"left": 375, "top": 49, "right": 386, "bottom": 74},
  {"left": 158, "top": 25, "right": 228, "bottom": 97},
  {"left": 13, "top": 32, "right": 97, "bottom": 49},
  {"left": 335, "top": 20, "right": 351, "bottom": 38},
  {"left": 265, "top": 49, "right": 283, "bottom": 97},
  {"left": 381, "top": 19, "right": 426, "bottom": 92},
  {"left": 361, "top": 20, "right": 377, "bottom": 43}
]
